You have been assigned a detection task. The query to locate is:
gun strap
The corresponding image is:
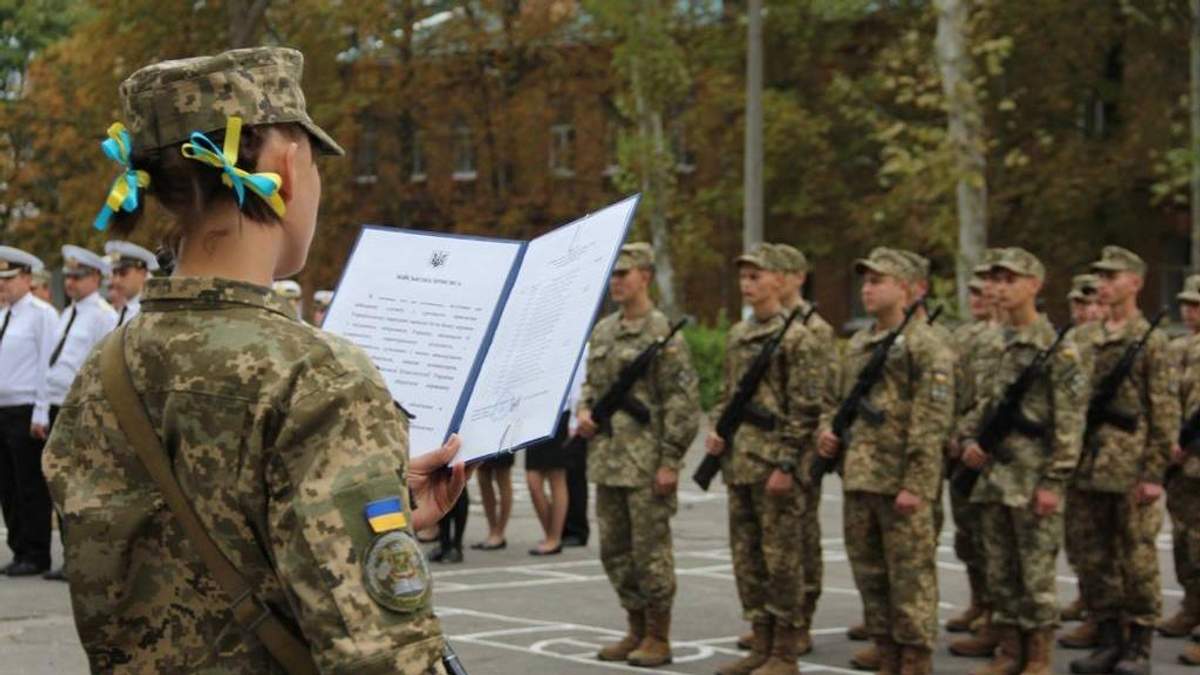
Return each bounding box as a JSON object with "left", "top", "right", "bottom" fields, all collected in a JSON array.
[{"left": 98, "top": 328, "right": 320, "bottom": 675}]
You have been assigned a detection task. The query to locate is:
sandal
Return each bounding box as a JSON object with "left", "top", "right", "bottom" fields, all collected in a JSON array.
[{"left": 470, "top": 540, "right": 507, "bottom": 551}]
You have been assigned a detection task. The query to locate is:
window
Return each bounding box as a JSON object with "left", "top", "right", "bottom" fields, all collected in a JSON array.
[
  {"left": 549, "top": 122, "right": 575, "bottom": 177},
  {"left": 452, "top": 121, "right": 476, "bottom": 181},
  {"left": 410, "top": 129, "right": 427, "bottom": 182},
  {"left": 354, "top": 115, "right": 379, "bottom": 185}
]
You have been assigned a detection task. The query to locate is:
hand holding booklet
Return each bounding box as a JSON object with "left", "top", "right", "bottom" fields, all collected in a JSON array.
[{"left": 322, "top": 195, "right": 639, "bottom": 463}]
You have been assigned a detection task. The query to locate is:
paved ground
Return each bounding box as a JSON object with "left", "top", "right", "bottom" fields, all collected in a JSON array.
[{"left": 0, "top": 435, "right": 1193, "bottom": 674}]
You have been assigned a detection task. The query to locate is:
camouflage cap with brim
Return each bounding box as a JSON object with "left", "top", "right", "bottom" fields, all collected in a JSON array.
[
  {"left": 735, "top": 243, "right": 783, "bottom": 272},
  {"left": 972, "top": 247, "right": 1005, "bottom": 276},
  {"left": 1179, "top": 274, "right": 1200, "bottom": 304},
  {"left": 1067, "top": 273, "right": 1098, "bottom": 301},
  {"left": 991, "top": 246, "right": 1044, "bottom": 280},
  {"left": 897, "top": 249, "right": 931, "bottom": 280},
  {"left": 119, "top": 47, "right": 344, "bottom": 157},
  {"left": 772, "top": 243, "right": 809, "bottom": 274},
  {"left": 1090, "top": 245, "right": 1146, "bottom": 277},
  {"left": 614, "top": 242, "right": 655, "bottom": 271},
  {"left": 854, "top": 247, "right": 918, "bottom": 281},
  {"left": 968, "top": 278, "right": 986, "bottom": 293}
]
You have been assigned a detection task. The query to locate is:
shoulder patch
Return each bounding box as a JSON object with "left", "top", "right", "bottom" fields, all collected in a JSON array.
[{"left": 362, "top": 530, "right": 431, "bottom": 613}]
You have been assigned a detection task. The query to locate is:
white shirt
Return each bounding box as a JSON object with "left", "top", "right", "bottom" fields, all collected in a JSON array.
[
  {"left": 0, "top": 292, "right": 59, "bottom": 409},
  {"left": 117, "top": 294, "right": 142, "bottom": 327},
  {"left": 35, "top": 290, "right": 117, "bottom": 425}
]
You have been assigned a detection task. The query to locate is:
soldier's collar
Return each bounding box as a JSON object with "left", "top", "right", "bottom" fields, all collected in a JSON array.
[
  {"left": 142, "top": 276, "right": 297, "bottom": 319},
  {"left": 1099, "top": 311, "right": 1146, "bottom": 343}
]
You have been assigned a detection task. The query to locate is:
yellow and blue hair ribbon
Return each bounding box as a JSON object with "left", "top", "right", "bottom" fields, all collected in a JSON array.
[
  {"left": 181, "top": 116, "right": 286, "bottom": 218},
  {"left": 364, "top": 497, "right": 408, "bottom": 534},
  {"left": 94, "top": 123, "right": 150, "bottom": 231}
]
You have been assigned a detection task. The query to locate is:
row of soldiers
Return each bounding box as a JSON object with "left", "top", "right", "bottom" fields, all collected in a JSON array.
[{"left": 577, "top": 241, "right": 1197, "bottom": 675}]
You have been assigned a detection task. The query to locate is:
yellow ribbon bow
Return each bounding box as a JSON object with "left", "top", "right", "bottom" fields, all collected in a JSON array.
[{"left": 181, "top": 116, "right": 286, "bottom": 218}]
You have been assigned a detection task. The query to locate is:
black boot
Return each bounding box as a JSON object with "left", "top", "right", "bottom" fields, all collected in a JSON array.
[
  {"left": 1113, "top": 623, "right": 1152, "bottom": 675},
  {"left": 1070, "top": 619, "right": 1124, "bottom": 674}
]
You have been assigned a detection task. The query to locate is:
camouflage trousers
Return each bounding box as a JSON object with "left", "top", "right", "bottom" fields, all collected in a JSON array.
[
  {"left": 792, "top": 481, "right": 823, "bottom": 629},
  {"left": 950, "top": 479, "right": 988, "bottom": 608},
  {"left": 728, "top": 482, "right": 805, "bottom": 624},
  {"left": 844, "top": 491, "right": 939, "bottom": 648},
  {"left": 1069, "top": 488, "right": 1164, "bottom": 626},
  {"left": 979, "top": 503, "right": 1062, "bottom": 630},
  {"left": 1167, "top": 474, "right": 1200, "bottom": 596},
  {"left": 596, "top": 484, "right": 677, "bottom": 612}
]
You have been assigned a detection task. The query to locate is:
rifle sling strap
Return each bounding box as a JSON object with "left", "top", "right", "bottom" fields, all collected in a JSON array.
[{"left": 98, "top": 328, "right": 320, "bottom": 675}]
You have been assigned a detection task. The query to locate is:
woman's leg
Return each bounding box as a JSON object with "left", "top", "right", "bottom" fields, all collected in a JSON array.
[
  {"left": 538, "top": 468, "right": 568, "bottom": 552},
  {"left": 476, "top": 465, "right": 500, "bottom": 544},
  {"left": 527, "top": 469, "right": 551, "bottom": 535},
  {"left": 496, "top": 465, "right": 514, "bottom": 542}
]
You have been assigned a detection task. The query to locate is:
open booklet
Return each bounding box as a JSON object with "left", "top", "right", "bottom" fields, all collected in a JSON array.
[{"left": 322, "top": 195, "right": 639, "bottom": 463}]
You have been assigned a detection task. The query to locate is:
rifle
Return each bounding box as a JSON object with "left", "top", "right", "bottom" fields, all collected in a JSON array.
[
  {"left": 566, "top": 318, "right": 689, "bottom": 455},
  {"left": 926, "top": 304, "right": 944, "bottom": 326},
  {"left": 692, "top": 306, "right": 810, "bottom": 491},
  {"left": 949, "top": 323, "right": 1071, "bottom": 499},
  {"left": 809, "top": 300, "right": 923, "bottom": 487},
  {"left": 1169, "top": 406, "right": 1200, "bottom": 482},
  {"left": 1084, "top": 310, "right": 1167, "bottom": 455}
]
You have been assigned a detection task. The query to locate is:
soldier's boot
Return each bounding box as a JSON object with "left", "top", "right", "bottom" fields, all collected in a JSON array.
[
  {"left": 749, "top": 622, "right": 800, "bottom": 675},
  {"left": 797, "top": 593, "right": 818, "bottom": 656},
  {"left": 948, "top": 601, "right": 987, "bottom": 634},
  {"left": 848, "top": 622, "right": 870, "bottom": 641},
  {"left": 1158, "top": 592, "right": 1200, "bottom": 638},
  {"left": 716, "top": 620, "right": 772, "bottom": 675},
  {"left": 848, "top": 643, "right": 880, "bottom": 671},
  {"left": 898, "top": 646, "right": 933, "bottom": 675},
  {"left": 1180, "top": 641, "right": 1200, "bottom": 665},
  {"left": 1059, "top": 619, "right": 1100, "bottom": 650},
  {"left": 795, "top": 627, "right": 813, "bottom": 657},
  {"left": 598, "top": 609, "right": 645, "bottom": 661},
  {"left": 875, "top": 638, "right": 902, "bottom": 675},
  {"left": 627, "top": 608, "right": 672, "bottom": 667},
  {"left": 1069, "top": 619, "right": 1124, "bottom": 674},
  {"left": 1113, "top": 623, "right": 1153, "bottom": 675},
  {"left": 969, "top": 625, "right": 1023, "bottom": 675},
  {"left": 1018, "top": 627, "right": 1054, "bottom": 675},
  {"left": 737, "top": 629, "right": 755, "bottom": 650},
  {"left": 1061, "top": 597, "right": 1087, "bottom": 623},
  {"left": 950, "top": 615, "right": 998, "bottom": 658}
]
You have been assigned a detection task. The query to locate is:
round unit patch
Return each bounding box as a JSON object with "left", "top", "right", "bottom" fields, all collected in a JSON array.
[{"left": 362, "top": 530, "right": 431, "bottom": 613}]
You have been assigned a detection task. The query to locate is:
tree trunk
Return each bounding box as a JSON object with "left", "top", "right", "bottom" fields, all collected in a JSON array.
[
  {"left": 228, "top": 0, "right": 271, "bottom": 49},
  {"left": 1191, "top": 0, "right": 1200, "bottom": 273},
  {"left": 632, "top": 55, "right": 678, "bottom": 315},
  {"left": 743, "top": 0, "right": 764, "bottom": 254},
  {"left": 934, "top": 0, "right": 987, "bottom": 311}
]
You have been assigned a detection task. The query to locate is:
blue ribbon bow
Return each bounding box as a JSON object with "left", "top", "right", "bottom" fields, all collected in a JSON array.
[
  {"left": 180, "top": 117, "right": 285, "bottom": 217},
  {"left": 94, "top": 123, "right": 150, "bottom": 231}
]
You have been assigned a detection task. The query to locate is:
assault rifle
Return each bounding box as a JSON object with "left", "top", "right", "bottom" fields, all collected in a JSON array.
[
  {"left": 809, "top": 300, "right": 923, "bottom": 487},
  {"left": 1084, "top": 310, "right": 1167, "bottom": 456},
  {"left": 926, "top": 303, "right": 944, "bottom": 326},
  {"left": 566, "top": 318, "right": 690, "bottom": 455},
  {"left": 692, "top": 306, "right": 810, "bottom": 491},
  {"left": 1168, "top": 406, "right": 1200, "bottom": 482},
  {"left": 949, "top": 323, "right": 1072, "bottom": 499}
]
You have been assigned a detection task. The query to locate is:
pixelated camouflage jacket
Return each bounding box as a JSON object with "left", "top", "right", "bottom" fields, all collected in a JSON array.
[
  {"left": 787, "top": 299, "right": 840, "bottom": 480},
  {"left": 1074, "top": 312, "right": 1180, "bottom": 492},
  {"left": 962, "top": 315, "right": 1089, "bottom": 506},
  {"left": 581, "top": 308, "right": 700, "bottom": 486},
  {"left": 952, "top": 320, "right": 1003, "bottom": 440},
  {"left": 42, "top": 277, "right": 443, "bottom": 675},
  {"left": 712, "top": 311, "right": 825, "bottom": 486},
  {"left": 820, "top": 321, "right": 955, "bottom": 501},
  {"left": 1175, "top": 334, "right": 1200, "bottom": 479}
]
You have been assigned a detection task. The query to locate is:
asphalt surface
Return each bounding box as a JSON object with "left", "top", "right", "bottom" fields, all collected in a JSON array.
[{"left": 0, "top": 432, "right": 1192, "bottom": 674}]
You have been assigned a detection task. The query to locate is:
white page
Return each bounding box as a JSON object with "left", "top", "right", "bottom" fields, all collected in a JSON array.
[
  {"left": 455, "top": 196, "right": 638, "bottom": 462},
  {"left": 322, "top": 228, "right": 522, "bottom": 457}
]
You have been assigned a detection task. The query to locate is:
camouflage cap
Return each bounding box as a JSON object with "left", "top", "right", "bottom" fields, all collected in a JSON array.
[
  {"left": 31, "top": 268, "right": 51, "bottom": 286},
  {"left": 972, "top": 247, "right": 1005, "bottom": 276},
  {"left": 968, "top": 278, "right": 986, "bottom": 293},
  {"left": 854, "top": 246, "right": 918, "bottom": 281},
  {"left": 119, "top": 47, "right": 344, "bottom": 156},
  {"left": 1067, "top": 273, "right": 1099, "bottom": 301},
  {"left": 1090, "top": 245, "right": 1146, "bottom": 277},
  {"left": 991, "top": 246, "right": 1044, "bottom": 280},
  {"left": 614, "top": 242, "right": 655, "bottom": 271},
  {"left": 897, "top": 250, "right": 931, "bottom": 280},
  {"left": 772, "top": 243, "right": 809, "bottom": 274},
  {"left": 1179, "top": 274, "right": 1200, "bottom": 304},
  {"left": 735, "top": 243, "right": 784, "bottom": 272}
]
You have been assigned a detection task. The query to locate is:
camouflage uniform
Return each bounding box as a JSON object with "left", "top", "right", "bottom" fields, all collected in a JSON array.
[
  {"left": 583, "top": 305, "right": 699, "bottom": 615},
  {"left": 1167, "top": 276, "right": 1200, "bottom": 632},
  {"left": 44, "top": 278, "right": 443, "bottom": 674},
  {"left": 42, "top": 49, "right": 440, "bottom": 674},
  {"left": 963, "top": 314, "right": 1087, "bottom": 630},
  {"left": 713, "top": 303, "right": 824, "bottom": 629},
  {"left": 1062, "top": 278, "right": 1102, "bottom": 585},
  {"left": 822, "top": 250, "right": 954, "bottom": 651}
]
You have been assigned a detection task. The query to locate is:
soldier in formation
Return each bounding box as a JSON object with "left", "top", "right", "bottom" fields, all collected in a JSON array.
[
  {"left": 578, "top": 241, "right": 700, "bottom": 668},
  {"left": 1167, "top": 275, "right": 1200, "bottom": 666}
]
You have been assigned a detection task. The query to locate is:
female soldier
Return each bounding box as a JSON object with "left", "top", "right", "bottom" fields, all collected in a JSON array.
[{"left": 42, "top": 47, "right": 468, "bottom": 674}]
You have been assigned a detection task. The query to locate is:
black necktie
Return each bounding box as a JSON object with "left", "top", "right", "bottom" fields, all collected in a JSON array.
[
  {"left": 49, "top": 306, "right": 76, "bottom": 367},
  {"left": 0, "top": 309, "right": 10, "bottom": 348},
  {"left": 118, "top": 306, "right": 128, "bottom": 327}
]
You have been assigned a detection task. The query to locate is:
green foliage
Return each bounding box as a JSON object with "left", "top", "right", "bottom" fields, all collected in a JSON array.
[{"left": 684, "top": 313, "right": 728, "bottom": 411}]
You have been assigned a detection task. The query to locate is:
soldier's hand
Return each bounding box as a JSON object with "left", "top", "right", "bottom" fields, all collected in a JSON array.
[
  {"left": 1133, "top": 481, "right": 1163, "bottom": 506},
  {"left": 816, "top": 431, "right": 840, "bottom": 458},
  {"left": 893, "top": 489, "right": 922, "bottom": 516},
  {"left": 946, "top": 439, "right": 961, "bottom": 460},
  {"left": 577, "top": 409, "right": 598, "bottom": 439},
  {"left": 654, "top": 467, "right": 678, "bottom": 496},
  {"left": 408, "top": 434, "right": 473, "bottom": 531},
  {"left": 1032, "top": 488, "right": 1060, "bottom": 517},
  {"left": 1171, "top": 443, "right": 1184, "bottom": 465},
  {"left": 30, "top": 424, "right": 48, "bottom": 441},
  {"left": 765, "top": 469, "right": 794, "bottom": 496},
  {"left": 961, "top": 442, "right": 988, "bottom": 470},
  {"left": 705, "top": 432, "right": 726, "bottom": 456}
]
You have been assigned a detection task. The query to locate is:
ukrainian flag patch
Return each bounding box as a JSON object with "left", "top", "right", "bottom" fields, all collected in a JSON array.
[{"left": 364, "top": 497, "right": 408, "bottom": 534}]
